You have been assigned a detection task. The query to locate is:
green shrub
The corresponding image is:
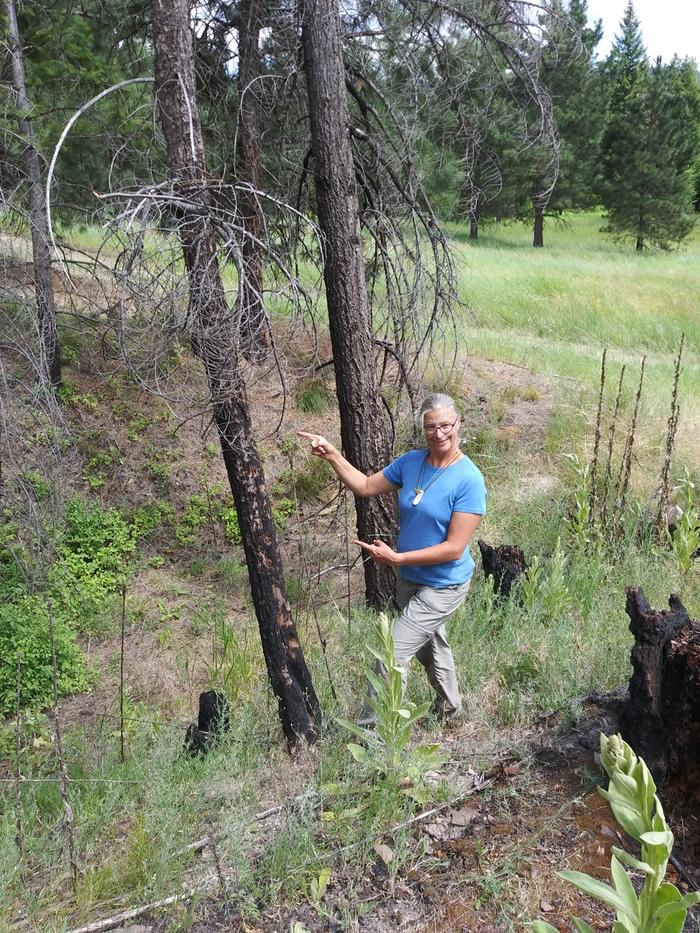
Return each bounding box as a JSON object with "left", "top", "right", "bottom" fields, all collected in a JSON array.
[
  {"left": 146, "top": 460, "right": 172, "bottom": 490},
  {"left": 58, "top": 381, "right": 99, "bottom": 413},
  {"left": 127, "top": 414, "right": 149, "bottom": 441},
  {"left": 82, "top": 450, "right": 121, "bottom": 490},
  {"left": 50, "top": 500, "right": 139, "bottom": 630},
  {"left": 272, "top": 497, "right": 296, "bottom": 532},
  {"left": 130, "top": 500, "right": 174, "bottom": 538},
  {"left": 176, "top": 495, "right": 209, "bottom": 545},
  {"left": 220, "top": 504, "right": 241, "bottom": 544},
  {"left": 0, "top": 596, "right": 88, "bottom": 716},
  {"left": 20, "top": 471, "right": 52, "bottom": 501}
]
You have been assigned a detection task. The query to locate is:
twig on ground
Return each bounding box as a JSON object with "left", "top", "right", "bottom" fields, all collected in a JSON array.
[{"left": 65, "top": 877, "right": 217, "bottom": 933}]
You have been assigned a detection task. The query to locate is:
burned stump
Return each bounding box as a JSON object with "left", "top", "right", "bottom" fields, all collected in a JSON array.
[
  {"left": 184, "top": 690, "right": 230, "bottom": 756},
  {"left": 619, "top": 587, "right": 700, "bottom": 807},
  {"left": 478, "top": 540, "right": 527, "bottom": 598}
]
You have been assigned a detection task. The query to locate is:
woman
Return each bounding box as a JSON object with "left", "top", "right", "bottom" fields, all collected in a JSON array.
[{"left": 298, "top": 392, "right": 486, "bottom": 724}]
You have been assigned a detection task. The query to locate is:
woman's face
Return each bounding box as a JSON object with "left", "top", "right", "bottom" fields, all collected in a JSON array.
[{"left": 423, "top": 406, "right": 460, "bottom": 457}]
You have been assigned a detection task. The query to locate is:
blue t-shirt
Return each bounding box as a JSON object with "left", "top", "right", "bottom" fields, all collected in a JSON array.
[{"left": 383, "top": 450, "right": 487, "bottom": 587}]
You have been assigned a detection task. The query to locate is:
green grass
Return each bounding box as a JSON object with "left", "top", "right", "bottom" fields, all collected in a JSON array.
[{"left": 449, "top": 212, "right": 700, "bottom": 402}]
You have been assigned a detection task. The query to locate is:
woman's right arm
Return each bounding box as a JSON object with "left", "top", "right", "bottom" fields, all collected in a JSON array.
[{"left": 297, "top": 431, "right": 397, "bottom": 497}]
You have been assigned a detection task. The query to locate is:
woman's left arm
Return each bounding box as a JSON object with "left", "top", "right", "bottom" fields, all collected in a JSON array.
[{"left": 355, "top": 511, "right": 482, "bottom": 567}]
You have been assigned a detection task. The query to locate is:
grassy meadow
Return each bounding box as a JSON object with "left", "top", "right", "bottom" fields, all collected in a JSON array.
[{"left": 1, "top": 211, "right": 699, "bottom": 930}]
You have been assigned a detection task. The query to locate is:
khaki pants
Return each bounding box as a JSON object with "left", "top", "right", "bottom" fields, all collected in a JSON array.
[{"left": 358, "top": 578, "right": 470, "bottom": 726}]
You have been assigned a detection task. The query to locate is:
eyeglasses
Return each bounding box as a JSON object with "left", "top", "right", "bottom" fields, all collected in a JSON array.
[{"left": 424, "top": 418, "right": 459, "bottom": 436}]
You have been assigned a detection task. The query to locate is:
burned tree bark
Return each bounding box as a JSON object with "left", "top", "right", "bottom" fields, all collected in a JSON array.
[
  {"left": 478, "top": 540, "right": 527, "bottom": 598},
  {"left": 151, "top": 0, "right": 319, "bottom": 746},
  {"left": 235, "top": 0, "right": 270, "bottom": 361},
  {"left": 620, "top": 587, "right": 700, "bottom": 806},
  {"left": 4, "top": 0, "right": 61, "bottom": 388},
  {"left": 301, "top": 0, "right": 397, "bottom": 610}
]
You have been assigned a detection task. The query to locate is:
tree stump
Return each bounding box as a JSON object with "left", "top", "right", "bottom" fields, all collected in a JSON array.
[
  {"left": 184, "top": 691, "right": 230, "bottom": 756},
  {"left": 477, "top": 540, "right": 527, "bottom": 597},
  {"left": 619, "top": 587, "right": 700, "bottom": 807}
]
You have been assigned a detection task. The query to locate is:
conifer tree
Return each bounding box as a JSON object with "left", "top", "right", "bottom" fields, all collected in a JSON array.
[{"left": 599, "top": 2, "right": 700, "bottom": 250}]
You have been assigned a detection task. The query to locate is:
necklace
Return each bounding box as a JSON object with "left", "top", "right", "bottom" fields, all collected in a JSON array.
[{"left": 412, "top": 450, "right": 461, "bottom": 506}]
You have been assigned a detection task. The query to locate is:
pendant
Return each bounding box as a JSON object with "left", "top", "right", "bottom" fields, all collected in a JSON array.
[{"left": 412, "top": 489, "right": 424, "bottom": 506}]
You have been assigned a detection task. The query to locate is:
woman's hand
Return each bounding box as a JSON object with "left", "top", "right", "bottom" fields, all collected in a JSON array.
[
  {"left": 355, "top": 538, "right": 401, "bottom": 566},
  {"left": 297, "top": 431, "right": 338, "bottom": 460}
]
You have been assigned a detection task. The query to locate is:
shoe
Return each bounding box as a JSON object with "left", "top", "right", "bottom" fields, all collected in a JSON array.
[{"left": 432, "top": 703, "right": 463, "bottom": 725}]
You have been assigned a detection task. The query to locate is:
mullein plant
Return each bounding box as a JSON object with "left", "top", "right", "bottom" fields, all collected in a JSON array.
[
  {"left": 533, "top": 734, "right": 699, "bottom": 933},
  {"left": 339, "top": 613, "right": 446, "bottom": 780}
]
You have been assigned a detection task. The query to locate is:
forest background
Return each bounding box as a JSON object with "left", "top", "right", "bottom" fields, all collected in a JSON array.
[{"left": 1, "top": 0, "right": 700, "bottom": 930}]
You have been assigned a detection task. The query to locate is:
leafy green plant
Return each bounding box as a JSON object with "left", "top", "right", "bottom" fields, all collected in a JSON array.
[
  {"left": 82, "top": 450, "right": 121, "bottom": 490},
  {"left": 521, "top": 554, "right": 542, "bottom": 611},
  {"left": 130, "top": 500, "right": 174, "bottom": 539},
  {"left": 307, "top": 866, "right": 332, "bottom": 905},
  {"left": 532, "top": 733, "right": 700, "bottom": 933},
  {"left": 540, "top": 538, "right": 571, "bottom": 621},
  {"left": 127, "top": 414, "right": 149, "bottom": 441},
  {"left": 0, "top": 596, "right": 88, "bottom": 715},
  {"left": 220, "top": 503, "right": 241, "bottom": 544},
  {"left": 146, "top": 459, "right": 172, "bottom": 490},
  {"left": 338, "top": 614, "right": 446, "bottom": 782},
  {"left": 565, "top": 453, "right": 592, "bottom": 548},
  {"left": 668, "top": 470, "right": 700, "bottom": 575},
  {"left": 272, "top": 497, "right": 296, "bottom": 532},
  {"left": 176, "top": 495, "right": 209, "bottom": 545},
  {"left": 58, "top": 381, "right": 99, "bottom": 413},
  {"left": 20, "top": 470, "right": 52, "bottom": 500}
]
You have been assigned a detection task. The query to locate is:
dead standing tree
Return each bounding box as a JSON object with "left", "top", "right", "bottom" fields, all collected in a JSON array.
[
  {"left": 236, "top": 0, "right": 271, "bottom": 361},
  {"left": 4, "top": 0, "right": 61, "bottom": 388},
  {"left": 301, "top": 0, "right": 398, "bottom": 609},
  {"left": 151, "top": 0, "right": 319, "bottom": 746}
]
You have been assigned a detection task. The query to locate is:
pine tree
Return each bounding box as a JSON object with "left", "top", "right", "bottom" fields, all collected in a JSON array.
[
  {"left": 544, "top": 0, "right": 604, "bottom": 214},
  {"left": 599, "top": 3, "right": 700, "bottom": 250}
]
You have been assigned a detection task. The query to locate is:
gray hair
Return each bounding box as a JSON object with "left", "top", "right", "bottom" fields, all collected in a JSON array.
[{"left": 414, "top": 393, "right": 459, "bottom": 429}]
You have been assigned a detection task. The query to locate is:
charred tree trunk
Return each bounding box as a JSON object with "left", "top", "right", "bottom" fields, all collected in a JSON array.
[
  {"left": 533, "top": 203, "right": 544, "bottom": 248},
  {"left": 301, "top": 0, "right": 397, "bottom": 610},
  {"left": 152, "top": 0, "right": 319, "bottom": 747},
  {"left": 469, "top": 209, "right": 479, "bottom": 240},
  {"left": 4, "top": 0, "right": 61, "bottom": 388},
  {"left": 620, "top": 587, "right": 700, "bottom": 806},
  {"left": 477, "top": 540, "right": 527, "bottom": 598},
  {"left": 235, "top": 0, "right": 269, "bottom": 361}
]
